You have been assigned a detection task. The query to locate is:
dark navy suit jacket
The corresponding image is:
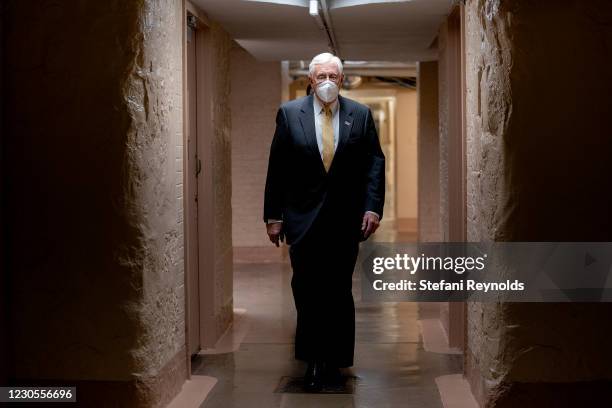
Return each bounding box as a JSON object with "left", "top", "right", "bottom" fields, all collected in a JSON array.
[{"left": 263, "top": 94, "right": 385, "bottom": 245}]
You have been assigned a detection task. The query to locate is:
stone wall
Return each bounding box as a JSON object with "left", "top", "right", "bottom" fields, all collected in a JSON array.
[
  {"left": 464, "top": 1, "right": 612, "bottom": 406},
  {"left": 125, "top": 1, "right": 186, "bottom": 403},
  {"left": 3, "top": 1, "right": 186, "bottom": 406}
]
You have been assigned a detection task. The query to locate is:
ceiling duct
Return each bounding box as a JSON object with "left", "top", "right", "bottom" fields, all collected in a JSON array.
[{"left": 309, "top": 0, "right": 340, "bottom": 56}]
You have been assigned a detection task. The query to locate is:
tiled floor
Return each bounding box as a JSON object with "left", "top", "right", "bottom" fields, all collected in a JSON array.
[{"left": 192, "top": 236, "right": 463, "bottom": 407}]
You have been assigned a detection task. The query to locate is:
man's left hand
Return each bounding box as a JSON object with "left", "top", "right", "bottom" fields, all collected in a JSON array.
[{"left": 361, "top": 212, "right": 380, "bottom": 240}]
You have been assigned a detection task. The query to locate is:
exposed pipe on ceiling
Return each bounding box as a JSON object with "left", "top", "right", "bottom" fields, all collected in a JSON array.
[
  {"left": 373, "top": 76, "right": 417, "bottom": 89},
  {"left": 309, "top": 0, "right": 340, "bottom": 57}
]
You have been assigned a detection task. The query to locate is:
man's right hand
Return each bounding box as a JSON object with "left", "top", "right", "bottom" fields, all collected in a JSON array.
[{"left": 266, "top": 222, "right": 284, "bottom": 247}]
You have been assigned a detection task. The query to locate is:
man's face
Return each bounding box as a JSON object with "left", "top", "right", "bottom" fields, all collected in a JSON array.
[{"left": 310, "top": 61, "right": 343, "bottom": 90}]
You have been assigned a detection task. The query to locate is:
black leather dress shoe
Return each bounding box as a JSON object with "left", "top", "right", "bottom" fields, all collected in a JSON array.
[
  {"left": 303, "top": 361, "right": 323, "bottom": 392},
  {"left": 323, "top": 364, "right": 343, "bottom": 384}
]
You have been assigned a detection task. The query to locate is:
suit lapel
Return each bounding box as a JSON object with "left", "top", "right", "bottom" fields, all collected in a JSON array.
[
  {"left": 335, "top": 95, "right": 354, "bottom": 157},
  {"left": 299, "top": 94, "right": 326, "bottom": 172}
]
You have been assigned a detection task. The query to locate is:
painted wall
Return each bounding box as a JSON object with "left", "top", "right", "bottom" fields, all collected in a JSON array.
[
  {"left": 341, "top": 85, "right": 419, "bottom": 230},
  {"left": 3, "top": 1, "right": 186, "bottom": 405},
  {"left": 417, "top": 61, "right": 440, "bottom": 242},
  {"left": 230, "top": 45, "right": 281, "bottom": 250},
  {"left": 206, "top": 21, "right": 235, "bottom": 342},
  {"left": 464, "top": 1, "right": 612, "bottom": 406},
  {"left": 395, "top": 88, "right": 418, "bottom": 224}
]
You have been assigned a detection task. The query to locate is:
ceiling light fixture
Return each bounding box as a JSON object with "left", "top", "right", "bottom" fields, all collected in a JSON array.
[{"left": 309, "top": 0, "right": 324, "bottom": 29}]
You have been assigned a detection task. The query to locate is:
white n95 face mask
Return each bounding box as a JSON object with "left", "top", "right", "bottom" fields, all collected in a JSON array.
[{"left": 316, "top": 80, "right": 339, "bottom": 103}]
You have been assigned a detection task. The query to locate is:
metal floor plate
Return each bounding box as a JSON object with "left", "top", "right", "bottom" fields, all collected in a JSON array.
[{"left": 274, "top": 376, "right": 357, "bottom": 394}]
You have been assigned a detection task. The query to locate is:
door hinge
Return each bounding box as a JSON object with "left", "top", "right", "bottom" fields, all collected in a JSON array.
[
  {"left": 196, "top": 158, "right": 202, "bottom": 177},
  {"left": 187, "top": 14, "right": 198, "bottom": 30}
]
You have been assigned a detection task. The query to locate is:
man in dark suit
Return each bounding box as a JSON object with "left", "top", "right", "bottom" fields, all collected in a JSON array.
[{"left": 263, "top": 52, "right": 385, "bottom": 390}]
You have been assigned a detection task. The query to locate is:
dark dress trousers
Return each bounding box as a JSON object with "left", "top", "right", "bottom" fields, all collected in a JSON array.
[{"left": 263, "top": 94, "right": 385, "bottom": 367}]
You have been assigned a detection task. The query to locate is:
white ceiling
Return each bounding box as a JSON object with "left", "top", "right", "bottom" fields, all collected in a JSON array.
[{"left": 193, "top": 0, "right": 454, "bottom": 62}]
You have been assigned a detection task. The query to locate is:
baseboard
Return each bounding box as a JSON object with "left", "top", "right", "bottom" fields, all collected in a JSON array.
[
  {"left": 435, "top": 374, "right": 479, "bottom": 408},
  {"left": 167, "top": 375, "right": 217, "bottom": 408}
]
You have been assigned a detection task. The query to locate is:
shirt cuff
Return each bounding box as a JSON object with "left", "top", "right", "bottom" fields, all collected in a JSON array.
[
  {"left": 365, "top": 211, "right": 380, "bottom": 219},
  {"left": 267, "top": 219, "right": 283, "bottom": 224}
]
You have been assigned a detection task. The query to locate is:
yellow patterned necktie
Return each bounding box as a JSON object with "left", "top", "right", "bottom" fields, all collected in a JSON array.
[{"left": 322, "top": 105, "right": 334, "bottom": 172}]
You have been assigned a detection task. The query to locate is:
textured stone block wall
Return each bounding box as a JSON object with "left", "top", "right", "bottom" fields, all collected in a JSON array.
[
  {"left": 3, "top": 0, "right": 186, "bottom": 405},
  {"left": 464, "top": 1, "right": 612, "bottom": 406},
  {"left": 126, "top": 1, "right": 186, "bottom": 402},
  {"left": 230, "top": 45, "right": 281, "bottom": 248}
]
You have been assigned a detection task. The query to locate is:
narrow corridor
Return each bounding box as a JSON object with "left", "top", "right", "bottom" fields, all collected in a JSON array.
[
  {"left": 4, "top": 1, "right": 612, "bottom": 407},
  {"left": 192, "top": 247, "right": 461, "bottom": 407}
]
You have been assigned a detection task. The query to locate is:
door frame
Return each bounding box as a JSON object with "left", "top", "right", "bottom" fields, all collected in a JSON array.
[
  {"left": 182, "top": 1, "right": 216, "bottom": 374},
  {"left": 446, "top": 4, "right": 467, "bottom": 350}
]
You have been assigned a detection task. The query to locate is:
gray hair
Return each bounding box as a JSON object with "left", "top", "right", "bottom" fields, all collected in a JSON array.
[{"left": 308, "top": 52, "right": 343, "bottom": 77}]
